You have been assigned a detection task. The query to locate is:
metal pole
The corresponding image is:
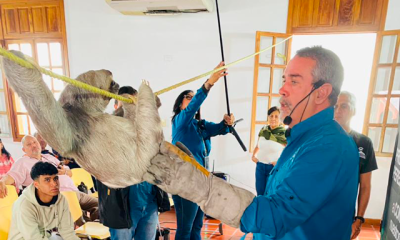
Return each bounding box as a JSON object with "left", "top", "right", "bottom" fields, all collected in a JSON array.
[{"left": 215, "top": 0, "right": 247, "bottom": 151}]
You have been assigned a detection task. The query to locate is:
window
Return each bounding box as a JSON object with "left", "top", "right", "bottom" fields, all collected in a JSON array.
[
  {"left": 0, "top": 43, "right": 11, "bottom": 137},
  {"left": 5, "top": 40, "right": 67, "bottom": 138},
  {"left": 364, "top": 30, "right": 400, "bottom": 156},
  {"left": 0, "top": 0, "right": 69, "bottom": 141},
  {"left": 249, "top": 32, "right": 292, "bottom": 152}
]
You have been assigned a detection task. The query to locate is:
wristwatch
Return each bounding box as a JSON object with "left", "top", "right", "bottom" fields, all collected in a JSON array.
[{"left": 354, "top": 216, "right": 365, "bottom": 223}]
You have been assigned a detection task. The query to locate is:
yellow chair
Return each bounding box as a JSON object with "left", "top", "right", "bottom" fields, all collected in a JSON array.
[
  {"left": 61, "top": 191, "right": 82, "bottom": 223},
  {"left": 70, "top": 168, "right": 97, "bottom": 198},
  {"left": 0, "top": 186, "right": 18, "bottom": 240},
  {"left": 62, "top": 191, "right": 110, "bottom": 239}
]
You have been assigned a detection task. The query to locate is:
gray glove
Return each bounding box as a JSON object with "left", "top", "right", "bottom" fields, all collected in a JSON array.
[{"left": 143, "top": 141, "right": 255, "bottom": 228}]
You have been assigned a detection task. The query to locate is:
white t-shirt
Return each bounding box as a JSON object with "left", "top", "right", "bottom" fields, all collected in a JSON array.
[{"left": 256, "top": 137, "right": 284, "bottom": 164}]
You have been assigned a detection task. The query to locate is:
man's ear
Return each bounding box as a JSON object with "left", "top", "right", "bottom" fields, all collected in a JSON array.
[
  {"left": 314, "top": 84, "right": 333, "bottom": 105},
  {"left": 33, "top": 180, "right": 39, "bottom": 189}
]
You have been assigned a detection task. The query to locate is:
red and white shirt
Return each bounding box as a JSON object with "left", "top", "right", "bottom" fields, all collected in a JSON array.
[{"left": 0, "top": 153, "right": 14, "bottom": 179}]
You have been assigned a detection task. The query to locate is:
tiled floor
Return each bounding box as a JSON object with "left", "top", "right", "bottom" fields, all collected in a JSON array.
[
  {"left": 355, "top": 224, "right": 381, "bottom": 240},
  {"left": 158, "top": 209, "right": 380, "bottom": 239},
  {"left": 159, "top": 209, "right": 251, "bottom": 239}
]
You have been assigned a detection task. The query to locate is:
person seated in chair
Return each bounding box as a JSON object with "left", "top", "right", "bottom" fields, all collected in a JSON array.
[
  {"left": 34, "top": 132, "right": 80, "bottom": 170},
  {"left": 0, "top": 135, "right": 99, "bottom": 225},
  {"left": 8, "top": 161, "right": 79, "bottom": 240}
]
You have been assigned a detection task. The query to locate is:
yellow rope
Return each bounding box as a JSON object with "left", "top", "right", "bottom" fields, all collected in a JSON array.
[
  {"left": 0, "top": 36, "right": 291, "bottom": 103},
  {"left": 0, "top": 47, "right": 134, "bottom": 103},
  {"left": 154, "top": 36, "right": 292, "bottom": 95}
]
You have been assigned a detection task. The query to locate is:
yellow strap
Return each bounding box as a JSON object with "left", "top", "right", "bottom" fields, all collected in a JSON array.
[
  {"left": 163, "top": 141, "right": 210, "bottom": 177},
  {"left": 0, "top": 36, "right": 291, "bottom": 103}
]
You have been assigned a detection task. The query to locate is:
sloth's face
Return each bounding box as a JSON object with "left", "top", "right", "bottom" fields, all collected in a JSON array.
[
  {"left": 109, "top": 79, "right": 119, "bottom": 95},
  {"left": 95, "top": 70, "right": 119, "bottom": 94}
]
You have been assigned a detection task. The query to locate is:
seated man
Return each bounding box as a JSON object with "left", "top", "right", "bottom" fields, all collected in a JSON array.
[
  {"left": 34, "top": 132, "right": 56, "bottom": 157},
  {"left": 8, "top": 161, "right": 79, "bottom": 239},
  {"left": 0, "top": 135, "right": 99, "bottom": 225},
  {"left": 34, "top": 132, "right": 80, "bottom": 170}
]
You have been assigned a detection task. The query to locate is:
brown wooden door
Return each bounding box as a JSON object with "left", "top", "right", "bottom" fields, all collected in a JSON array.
[{"left": 287, "top": 0, "right": 388, "bottom": 33}]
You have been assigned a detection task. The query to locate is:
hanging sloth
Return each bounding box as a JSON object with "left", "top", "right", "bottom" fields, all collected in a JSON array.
[{"left": 2, "top": 50, "right": 164, "bottom": 188}]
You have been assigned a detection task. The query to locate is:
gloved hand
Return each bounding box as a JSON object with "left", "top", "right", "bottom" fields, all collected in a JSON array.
[{"left": 143, "top": 141, "right": 255, "bottom": 228}]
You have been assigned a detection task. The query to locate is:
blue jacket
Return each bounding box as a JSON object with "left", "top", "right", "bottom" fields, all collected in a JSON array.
[
  {"left": 129, "top": 182, "right": 156, "bottom": 210},
  {"left": 172, "top": 86, "right": 230, "bottom": 166},
  {"left": 240, "top": 108, "right": 359, "bottom": 240}
]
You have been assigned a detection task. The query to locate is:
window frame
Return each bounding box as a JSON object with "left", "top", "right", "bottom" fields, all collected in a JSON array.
[
  {"left": 363, "top": 30, "right": 400, "bottom": 157},
  {"left": 249, "top": 31, "right": 292, "bottom": 152}
]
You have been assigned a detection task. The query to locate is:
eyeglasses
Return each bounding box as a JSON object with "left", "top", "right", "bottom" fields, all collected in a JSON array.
[
  {"left": 334, "top": 103, "right": 351, "bottom": 111},
  {"left": 184, "top": 95, "right": 193, "bottom": 100}
]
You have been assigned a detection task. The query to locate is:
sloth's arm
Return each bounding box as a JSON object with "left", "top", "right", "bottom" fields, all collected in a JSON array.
[
  {"left": 135, "top": 82, "right": 163, "bottom": 157},
  {"left": 2, "top": 51, "right": 74, "bottom": 154}
]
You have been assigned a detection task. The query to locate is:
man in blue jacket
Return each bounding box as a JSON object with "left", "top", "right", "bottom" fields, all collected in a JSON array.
[{"left": 144, "top": 46, "right": 359, "bottom": 240}]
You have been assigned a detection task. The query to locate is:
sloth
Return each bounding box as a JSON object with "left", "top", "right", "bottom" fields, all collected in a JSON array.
[{"left": 2, "top": 51, "right": 163, "bottom": 188}]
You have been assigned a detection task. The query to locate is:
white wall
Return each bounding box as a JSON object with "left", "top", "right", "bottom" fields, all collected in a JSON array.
[
  {"left": 365, "top": 157, "right": 392, "bottom": 218},
  {"left": 385, "top": 0, "right": 400, "bottom": 30}
]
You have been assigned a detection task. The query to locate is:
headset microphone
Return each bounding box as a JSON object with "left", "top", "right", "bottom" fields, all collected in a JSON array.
[{"left": 283, "top": 80, "right": 325, "bottom": 126}]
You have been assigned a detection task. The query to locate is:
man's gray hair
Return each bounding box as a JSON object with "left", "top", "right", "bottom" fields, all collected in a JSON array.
[
  {"left": 21, "top": 134, "right": 34, "bottom": 146},
  {"left": 296, "top": 46, "right": 344, "bottom": 106},
  {"left": 339, "top": 91, "right": 357, "bottom": 111}
]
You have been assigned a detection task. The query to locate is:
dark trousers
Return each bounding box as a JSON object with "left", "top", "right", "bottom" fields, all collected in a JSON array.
[
  {"left": 255, "top": 162, "right": 274, "bottom": 196},
  {"left": 172, "top": 195, "right": 204, "bottom": 240}
]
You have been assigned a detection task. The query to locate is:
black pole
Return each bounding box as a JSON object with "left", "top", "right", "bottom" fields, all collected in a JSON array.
[
  {"left": 215, "top": 0, "right": 247, "bottom": 152},
  {"left": 215, "top": 0, "right": 230, "bottom": 115}
]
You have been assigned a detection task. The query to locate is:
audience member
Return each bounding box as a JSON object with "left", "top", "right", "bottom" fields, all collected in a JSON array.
[
  {"left": 0, "top": 138, "right": 14, "bottom": 179},
  {"left": 8, "top": 161, "right": 79, "bottom": 240}
]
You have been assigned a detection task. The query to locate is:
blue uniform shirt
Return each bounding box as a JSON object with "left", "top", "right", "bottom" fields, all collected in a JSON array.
[
  {"left": 241, "top": 107, "right": 359, "bottom": 240},
  {"left": 172, "top": 86, "right": 229, "bottom": 166},
  {"left": 129, "top": 182, "right": 156, "bottom": 210}
]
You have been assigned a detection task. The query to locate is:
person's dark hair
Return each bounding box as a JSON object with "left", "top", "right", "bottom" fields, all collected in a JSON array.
[
  {"left": 268, "top": 106, "right": 280, "bottom": 116},
  {"left": 0, "top": 139, "right": 11, "bottom": 159},
  {"left": 172, "top": 90, "right": 201, "bottom": 122},
  {"left": 30, "top": 162, "right": 58, "bottom": 181},
  {"left": 118, "top": 86, "right": 137, "bottom": 95},
  {"left": 115, "top": 86, "right": 137, "bottom": 106}
]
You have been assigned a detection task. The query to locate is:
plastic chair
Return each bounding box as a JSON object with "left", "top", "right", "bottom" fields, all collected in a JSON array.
[
  {"left": 70, "top": 168, "right": 97, "bottom": 198},
  {"left": 0, "top": 186, "right": 18, "bottom": 240},
  {"left": 61, "top": 191, "right": 83, "bottom": 222},
  {"left": 62, "top": 191, "right": 110, "bottom": 239}
]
